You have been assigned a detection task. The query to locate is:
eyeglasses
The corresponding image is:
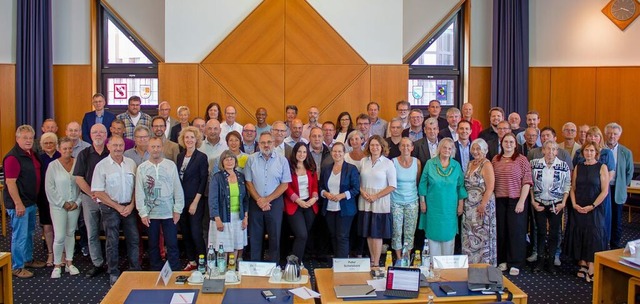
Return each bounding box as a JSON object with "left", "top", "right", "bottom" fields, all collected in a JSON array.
[
  {"left": 497, "top": 127, "right": 511, "bottom": 131},
  {"left": 563, "top": 129, "right": 576, "bottom": 133},
  {"left": 273, "top": 129, "right": 287, "bottom": 133},
  {"left": 243, "top": 130, "right": 256, "bottom": 133},
  {"left": 135, "top": 135, "right": 150, "bottom": 139},
  {"left": 152, "top": 125, "right": 166, "bottom": 128}
]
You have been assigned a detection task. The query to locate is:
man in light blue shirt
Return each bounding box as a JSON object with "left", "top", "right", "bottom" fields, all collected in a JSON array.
[{"left": 245, "top": 131, "right": 292, "bottom": 262}]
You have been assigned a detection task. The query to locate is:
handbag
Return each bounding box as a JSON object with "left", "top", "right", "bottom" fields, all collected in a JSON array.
[{"left": 467, "top": 266, "right": 503, "bottom": 292}]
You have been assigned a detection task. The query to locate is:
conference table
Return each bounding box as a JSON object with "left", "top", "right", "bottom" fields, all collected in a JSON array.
[
  {"left": 101, "top": 269, "right": 314, "bottom": 303},
  {"left": 0, "top": 252, "right": 12, "bottom": 304},
  {"left": 314, "top": 267, "right": 528, "bottom": 304},
  {"left": 593, "top": 248, "right": 640, "bottom": 304}
]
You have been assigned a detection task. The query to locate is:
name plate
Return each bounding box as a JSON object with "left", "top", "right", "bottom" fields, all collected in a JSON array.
[
  {"left": 332, "top": 258, "right": 371, "bottom": 273},
  {"left": 432, "top": 255, "right": 469, "bottom": 269},
  {"left": 238, "top": 261, "right": 277, "bottom": 277}
]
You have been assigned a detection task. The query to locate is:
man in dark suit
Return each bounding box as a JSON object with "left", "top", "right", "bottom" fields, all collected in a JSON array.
[
  {"left": 427, "top": 100, "right": 448, "bottom": 130},
  {"left": 453, "top": 120, "right": 474, "bottom": 172},
  {"left": 81, "top": 93, "right": 116, "bottom": 144},
  {"left": 240, "top": 123, "right": 260, "bottom": 154},
  {"left": 412, "top": 117, "right": 440, "bottom": 169},
  {"left": 486, "top": 121, "right": 511, "bottom": 161},
  {"left": 439, "top": 108, "right": 462, "bottom": 141},
  {"left": 478, "top": 107, "right": 505, "bottom": 143}
]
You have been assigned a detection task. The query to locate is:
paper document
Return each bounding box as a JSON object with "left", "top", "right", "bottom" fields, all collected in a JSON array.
[
  {"left": 366, "top": 278, "right": 386, "bottom": 291},
  {"left": 289, "top": 287, "right": 321, "bottom": 299},
  {"left": 170, "top": 292, "right": 195, "bottom": 304}
]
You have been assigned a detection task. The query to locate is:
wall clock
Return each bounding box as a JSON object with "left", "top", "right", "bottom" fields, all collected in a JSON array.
[{"left": 602, "top": 0, "right": 640, "bottom": 30}]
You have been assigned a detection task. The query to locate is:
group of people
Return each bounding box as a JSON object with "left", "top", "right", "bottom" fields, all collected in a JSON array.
[{"left": 4, "top": 95, "right": 633, "bottom": 288}]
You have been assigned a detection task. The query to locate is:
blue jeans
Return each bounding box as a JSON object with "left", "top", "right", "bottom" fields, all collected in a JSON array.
[
  {"left": 148, "top": 218, "right": 180, "bottom": 271},
  {"left": 8, "top": 205, "right": 37, "bottom": 270},
  {"left": 100, "top": 204, "right": 140, "bottom": 276},
  {"left": 325, "top": 211, "right": 354, "bottom": 258}
]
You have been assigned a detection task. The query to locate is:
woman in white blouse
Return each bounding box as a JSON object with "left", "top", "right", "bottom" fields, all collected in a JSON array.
[{"left": 46, "top": 137, "right": 82, "bottom": 278}]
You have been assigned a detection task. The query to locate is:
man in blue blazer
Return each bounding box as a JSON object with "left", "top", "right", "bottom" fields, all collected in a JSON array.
[
  {"left": 605, "top": 123, "right": 634, "bottom": 249},
  {"left": 82, "top": 93, "right": 116, "bottom": 143}
]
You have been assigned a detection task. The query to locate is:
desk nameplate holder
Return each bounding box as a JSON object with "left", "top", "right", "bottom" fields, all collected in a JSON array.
[{"left": 332, "top": 258, "right": 371, "bottom": 273}]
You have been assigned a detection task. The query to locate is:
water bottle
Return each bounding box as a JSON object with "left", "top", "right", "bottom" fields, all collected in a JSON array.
[
  {"left": 197, "top": 254, "right": 206, "bottom": 274},
  {"left": 401, "top": 242, "right": 410, "bottom": 266},
  {"left": 207, "top": 243, "right": 216, "bottom": 277},
  {"left": 422, "top": 240, "right": 431, "bottom": 277},
  {"left": 217, "top": 243, "right": 227, "bottom": 273}
]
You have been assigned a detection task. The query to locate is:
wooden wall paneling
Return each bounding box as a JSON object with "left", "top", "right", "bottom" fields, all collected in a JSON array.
[
  {"left": 197, "top": 66, "right": 241, "bottom": 121},
  {"left": 0, "top": 64, "right": 16, "bottom": 157},
  {"left": 203, "top": 0, "right": 285, "bottom": 64},
  {"left": 52, "top": 65, "right": 93, "bottom": 135},
  {"left": 595, "top": 67, "right": 640, "bottom": 161},
  {"left": 284, "top": 0, "right": 365, "bottom": 65},
  {"left": 370, "top": 65, "right": 409, "bottom": 121},
  {"left": 323, "top": 67, "right": 371, "bottom": 124},
  {"left": 285, "top": 65, "right": 368, "bottom": 114},
  {"left": 158, "top": 63, "right": 200, "bottom": 120},
  {"left": 549, "top": 67, "right": 596, "bottom": 133},
  {"left": 202, "top": 63, "right": 284, "bottom": 125},
  {"left": 529, "top": 67, "right": 551, "bottom": 128},
  {"left": 468, "top": 67, "right": 491, "bottom": 127}
]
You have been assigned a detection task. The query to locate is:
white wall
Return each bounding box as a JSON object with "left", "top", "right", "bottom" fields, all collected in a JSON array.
[
  {"left": 403, "top": 0, "right": 459, "bottom": 59},
  {"left": 470, "top": 0, "right": 492, "bottom": 66},
  {"left": 530, "top": 0, "right": 640, "bottom": 66},
  {"left": 52, "top": 0, "right": 90, "bottom": 64},
  {"left": 309, "top": 0, "right": 402, "bottom": 64},
  {"left": 105, "top": 0, "right": 165, "bottom": 60},
  {"left": 165, "top": 0, "right": 261, "bottom": 63},
  {"left": 0, "top": 0, "right": 16, "bottom": 63}
]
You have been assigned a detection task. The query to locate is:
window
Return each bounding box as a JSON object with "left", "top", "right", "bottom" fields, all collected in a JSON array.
[
  {"left": 405, "top": 9, "right": 464, "bottom": 108},
  {"left": 97, "top": 2, "right": 159, "bottom": 108}
]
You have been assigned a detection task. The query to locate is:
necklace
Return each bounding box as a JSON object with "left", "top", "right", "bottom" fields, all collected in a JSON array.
[{"left": 436, "top": 164, "right": 454, "bottom": 177}]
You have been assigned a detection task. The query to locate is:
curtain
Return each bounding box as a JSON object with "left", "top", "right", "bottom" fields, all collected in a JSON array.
[
  {"left": 16, "top": 0, "right": 54, "bottom": 135},
  {"left": 491, "top": 0, "right": 529, "bottom": 121}
]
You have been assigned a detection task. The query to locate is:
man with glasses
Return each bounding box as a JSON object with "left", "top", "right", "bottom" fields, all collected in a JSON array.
[
  {"left": 321, "top": 121, "right": 337, "bottom": 149},
  {"left": 271, "top": 121, "right": 291, "bottom": 157},
  {"left": 521, "top": 127, "right": 540, "bottom": 157},
  {"left": 157, "top": 101, "right": 178, "bottom": 139},
  {"left": 386, "top": 100, "right": 411, "bottom": 137},
  {"left": 241, "top": 123, "right": 259, "bottom": 154},
  {"left": 82, "top": 93, "right": 115, "bottom": 144},
  {"left": 116, "top": 96, "right": 152, "bottom": 140},
  {"left": 559, "top": 122, "right": 581, "bottom": 159},
  {"left": 220, "top": 105, "right": 243, "bottom": 140},
  {"left": 150, "top": 116, "right": 180, "bottom": 163},
  {"left": 124, "top": 126, "right": 152, "bottom": 166},
  {"left": 245, "top": 131, "right": 292, "bottom": 262},
  {"left": 486, "top": 121, "right": 511, "bottom": 160},
  {"left": 401, "top": 109, "right": 425, "bottom": 142},
  {"left": 355, "top": 114, "right": 373, "bottom": 143}
]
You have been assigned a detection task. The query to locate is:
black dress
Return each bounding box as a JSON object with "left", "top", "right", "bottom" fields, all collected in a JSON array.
[{"left": 564, "top": 162, "right": 607, "bottom": 262}]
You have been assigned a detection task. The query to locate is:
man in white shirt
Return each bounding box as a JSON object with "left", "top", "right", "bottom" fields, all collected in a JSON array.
[
  {"left": 284, "top": 119, "right": 308, "bottom": 147},
  {"left": 271, "top": 121, "right": 290, "bottom": 157},
  {"left": 157, "top": 101, "right": 178, "bottom": 139},
  {"left": 220, "top": 105, "right": 243, "bottom": 139},
  {"left": 301, "top": 106, "right": 321, "bottom": 140},
  {"left": 135, "top": 136, "right": 184, "bottom": 270},
  {"left": 91, "top": 136, "right": 139, "bottom": 286},
  {"left": 199, "top": 119, "right": 228, "bottom": 172},
  {"left": 116, "top": 96, "right": 152, "bottom": 140},
  {"left": 66, "top": 121, "right": 91, "bottom": 158}
]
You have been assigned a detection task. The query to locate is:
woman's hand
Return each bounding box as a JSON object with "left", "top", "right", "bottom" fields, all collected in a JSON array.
[
  {"left": 555, "top": 203, "right": 565, "bottom": 214},
  {"left": 515, "top": 201, "right": 525, "bottom": 213},
  {"left": 457, "top": 204, "right": 463, "bottom": 216},
  {"left": 420, "top": 201, "right": 426, "bottom": 213},
  {"left": 533, "top": 203, "right": 544, "bottom": 212},
  {"left": 477, "top": 202, "right": 486, "bottom": 217},
  {"left": 189, "top": 201, "right": 198, "bottom": 215},
  {"left": 215, "top": 218, "right": 224, "bottom": 232},
  {"left": 241, "top": 217, "right": 248, "bottom": 230}
]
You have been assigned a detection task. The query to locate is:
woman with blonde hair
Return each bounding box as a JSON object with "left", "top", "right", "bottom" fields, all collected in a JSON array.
[{"left": 170, "top": 106, "right": 191, "bottom": 143}]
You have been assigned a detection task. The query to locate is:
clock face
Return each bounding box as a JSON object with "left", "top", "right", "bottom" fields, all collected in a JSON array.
[{"left": 612, "top": 0, "right": 637, "bottom": 21}]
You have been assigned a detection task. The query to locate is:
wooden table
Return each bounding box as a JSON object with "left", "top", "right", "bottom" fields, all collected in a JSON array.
[
  {"left": 314, "top": 267, "right": 527, "bottom": 304},
  {"left": 101, "top": 269, "right": 315, "bottom": 303},
  {"left": 0, "top": 252, "right": 12, "bottom": 304},
  {"left": 628, "top": 186, "right": 640, "bottom": 195},
  {"left": 593, "top": 248, "right": 640, "bottom": 304}
]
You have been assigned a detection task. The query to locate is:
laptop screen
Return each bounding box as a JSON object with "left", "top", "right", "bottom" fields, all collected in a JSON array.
[{"left": 385, "top": 267, "right": 420, "bottom": 292}]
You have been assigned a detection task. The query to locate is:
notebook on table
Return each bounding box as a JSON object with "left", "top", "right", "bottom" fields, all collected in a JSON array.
[
  {"left": 382, "top": 266, "right": 421, "bottom": 299},
  {"left": 334, "top": 284, "right": 376, "bottom": 298}
]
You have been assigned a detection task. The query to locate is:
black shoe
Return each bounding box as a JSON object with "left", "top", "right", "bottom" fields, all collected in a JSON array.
[
  {"left": 547, "top": 265, "right": 557, "bottom": 275},
  {"left": 86, "top": 266, "right": 104, "bottom": 278}
]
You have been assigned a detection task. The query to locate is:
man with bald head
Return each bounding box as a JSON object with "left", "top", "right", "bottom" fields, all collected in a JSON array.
[
  {"left": 241, "top": 123, "right": 259, "bottom": 154},
  {"left": 66, "top": 121, "right": 91, "bottom": 157},
  {"left": 521, "top": 127, "right": 539, "bottom": 157},
  {"left": 577, "top": 124, "right": 589, "bottom": 145},
  {"left": 198, "top": 119, "right": 228, "bottom": 172},
  {"left": 220, "top": 105, "right": 243, "bottom": 140},
  {"left": 302, "top": 106, "right": 321, "bottom": 140},
  {"left": 271, "top": 121, "right": 290, "bottom": 157},
  {"left": 157, "top": 101, "right": 178, "bottom": 139},
  {"left": 255, "top": 107, "right": 271, "bottom": 138},
  {"left": 559, "top": 122, "right": 581, "bottom": 159},
  {"left": 508, "top": 112, "right": 525, "bottom": 136},
  {"left": 461, "top": 103, "right": 482, "bottom": 140},
  {"left": 284, "top": 118, "right": 308, "bottom": 147}
]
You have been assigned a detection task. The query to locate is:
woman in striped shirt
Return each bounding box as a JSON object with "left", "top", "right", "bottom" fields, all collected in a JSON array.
[{"left": 492, "top": 133, "right": 532, "bottom": 276}]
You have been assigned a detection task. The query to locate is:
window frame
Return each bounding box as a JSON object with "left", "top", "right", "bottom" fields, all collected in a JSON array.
[{"left": 96, "top": 1, "right": 159, "bottom": 111}]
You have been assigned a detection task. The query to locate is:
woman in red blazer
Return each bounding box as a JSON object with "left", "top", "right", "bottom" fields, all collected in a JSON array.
[{"left": 284, "top": 142, "right": 319, "bottom": 262}]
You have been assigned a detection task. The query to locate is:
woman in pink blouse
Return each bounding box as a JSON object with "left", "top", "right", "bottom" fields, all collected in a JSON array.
[{"left": 491, "top": 132, "right": 532, "bottom": 276}]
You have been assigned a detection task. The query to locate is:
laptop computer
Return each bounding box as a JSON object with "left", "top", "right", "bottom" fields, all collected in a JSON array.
[{"left": 383, "top": 267, "right": 421, "bottom": 298}]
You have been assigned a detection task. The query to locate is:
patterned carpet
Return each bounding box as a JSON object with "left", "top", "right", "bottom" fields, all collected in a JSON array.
[{"left": 2, "top": 208, "right": 640, "bottom": 303}]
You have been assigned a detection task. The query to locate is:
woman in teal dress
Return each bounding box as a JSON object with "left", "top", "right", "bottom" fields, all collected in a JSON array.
[{"left": 418, "top": 138, "right": 468, "bottom": 256}]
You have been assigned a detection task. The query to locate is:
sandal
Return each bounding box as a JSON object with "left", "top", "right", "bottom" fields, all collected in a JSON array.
[
  {"left": 577, "top": 265, "right": 588, "bottom": 278},
  {"left": 46, "top": 253, "right": 54, "bottom": 267},
  {"left": 585, "top": 272, "right": 594, "bottom": 283}
]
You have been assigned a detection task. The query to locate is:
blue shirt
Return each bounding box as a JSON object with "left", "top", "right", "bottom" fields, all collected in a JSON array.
[{"left": 245, "top": 151, "right": 292, "bottom": 197}]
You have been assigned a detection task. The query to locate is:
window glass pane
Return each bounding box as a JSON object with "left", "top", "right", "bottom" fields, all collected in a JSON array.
[
  {"left": 107, "top": 19, "right": 152, "bottom": 64},
  {"left": 407, "top": 79, "right": 455, "bottom": 106},
  {"left": 106, "top": 78, "right": 158, "bottom": 106},
  {"left": 411, "top": 22, "right": 455, "bottom": 66}
]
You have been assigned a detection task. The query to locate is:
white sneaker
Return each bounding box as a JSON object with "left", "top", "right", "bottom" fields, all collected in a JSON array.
[
  {"left": 498, "top": 263, "right": 508, "bottom": 271},
  {"left": 66, "top": 265, "right": 80, "bottom": 275},
  {"left": 554, "top": 256, "right": 561, "bottom": 266},
  {"left": 51, "top": 268, "right": 62, "bottom": 279},
  {"left": 526, "top": 252, "right": 538, "bottom": 262}
]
